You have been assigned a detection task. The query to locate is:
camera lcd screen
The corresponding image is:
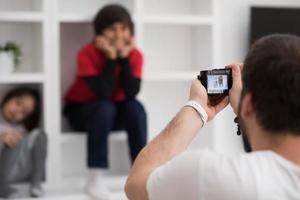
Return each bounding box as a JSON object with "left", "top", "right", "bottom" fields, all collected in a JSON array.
[{"left": 207, "top": 74, "right": 228, "bottom": 94}]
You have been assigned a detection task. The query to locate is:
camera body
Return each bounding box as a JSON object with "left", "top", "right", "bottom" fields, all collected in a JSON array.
[{"left": 198, "top": 69, "right": 232, "bottom": 95}]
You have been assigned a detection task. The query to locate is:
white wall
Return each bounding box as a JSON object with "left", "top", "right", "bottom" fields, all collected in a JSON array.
[{"left": 214, "top": 0, "right": 300, "bottom": 154}]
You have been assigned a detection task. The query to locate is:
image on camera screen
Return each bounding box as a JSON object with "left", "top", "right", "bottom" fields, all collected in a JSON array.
[{"left": 207, "top": 75, "right": 228, "bottom": 94}]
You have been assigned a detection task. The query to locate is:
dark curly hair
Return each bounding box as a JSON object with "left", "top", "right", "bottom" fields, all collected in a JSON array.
[
  {"left": 243, "top": 34, "right": 300, "bottom": 134},
  {"left": 1, "top": 87, "right": 41, "bottom": 131},
  {"left": 93, "top": 4, "right": 134, "bottom": 36}
]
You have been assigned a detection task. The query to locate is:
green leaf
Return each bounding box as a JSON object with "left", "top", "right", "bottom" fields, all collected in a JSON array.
[{"left": 0, "top": 41, "right": 23, "bottom": 68}]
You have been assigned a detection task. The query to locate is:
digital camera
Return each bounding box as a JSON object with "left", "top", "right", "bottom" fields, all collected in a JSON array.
[{"left": 198, "top": 69, "right": 232, "bottom": 95}]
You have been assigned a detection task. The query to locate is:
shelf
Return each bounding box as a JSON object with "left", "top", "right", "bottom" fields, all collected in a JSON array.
[
  {"left": 60, "top": 174, "right": 127, "bottom": 190},
  {"left": 143, "top": 14, "right": 213, "bottom": 25},
  {"left": 144, "top": 71, "right": 199, "bottom": 81},
  {"left": 0, "top": 12, "right": 44, "bottom": 22},
  {"left": 60, "top": 132, "right": 126, "bottom": 143},
  {"left": 0, "top": 22, "right": 43, "bottom": 73},
  {"left": 58, "top": 0, "right": 134, "bottom": 19},
  {"left": 59, "top": 13, "right": 137, "bottom": 23},
  {"left": 0, "top": 73, "right": 45, "bottom": 84},
  {"left": 60, "top": 132, "right": 130, "bottom": 176},
  {"left": 60, "top": 133, "right": 85, "bottom": 143},
  {"left": 144, "top": 0, "right": 212, "bottom": 15},
  {"left": 58, "top": 13, "right": 93, "bottom": 23},
  {"left": 58, "top": 13, "right": 211, "bottom": 25},
  {"left": 0, "top": 0, "right": 42, "bottom": 12}
]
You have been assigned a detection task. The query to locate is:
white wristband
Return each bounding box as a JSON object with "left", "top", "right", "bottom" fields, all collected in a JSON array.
[{"left": 185, "top": 100, "right": 208, "bottom": 127}]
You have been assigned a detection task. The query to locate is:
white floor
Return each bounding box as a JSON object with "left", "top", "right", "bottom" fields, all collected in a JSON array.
[{"left": 7, "top": 176, "right": 128, "bottom": 200}]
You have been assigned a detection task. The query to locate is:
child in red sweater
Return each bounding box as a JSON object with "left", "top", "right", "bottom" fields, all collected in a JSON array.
[{"left": 64, "top": 4, "right": 147, "bottom": 199}]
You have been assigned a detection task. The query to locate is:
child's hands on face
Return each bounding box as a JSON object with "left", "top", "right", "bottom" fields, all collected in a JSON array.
[
  {"left": 96, "top": 21, "right": 135, "bottom": 59},
  {"left": 0, "top": 130, "right": 22, "bottom": 148},
  {"left": 96, "top": 36, "right": 135, "bottom": 59},
  {"left": 118, "top": 37, "right": 135, "bottom": 58},
  {"left": 95, "top": 36, "right": 117, "bottom": 59},
  {"left": 114, "top": 38, "right": 126, "bottom": 52}
]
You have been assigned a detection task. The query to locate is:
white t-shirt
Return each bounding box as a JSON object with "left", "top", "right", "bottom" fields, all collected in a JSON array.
[{"left": 147, "top": 150, "right": 300, "bottom": 200}]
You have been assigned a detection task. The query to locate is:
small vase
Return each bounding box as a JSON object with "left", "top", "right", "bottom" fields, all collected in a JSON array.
[{"left": 0, "top": 52, "right": 14, "bottom": 75}]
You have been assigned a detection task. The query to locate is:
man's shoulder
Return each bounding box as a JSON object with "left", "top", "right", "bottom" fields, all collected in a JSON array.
[
  {"left": 190, "top": 149, "right": 277, "bottom": 174},
  {"left": 179, "top": 150, "right": 276, "bottom": 185},
  {"left": 148, "top": 150, "right": 299, "bottom": 200},
  {"left": 191, "top": 150, "right": 300, "bottom": 199},
  {"left": 153, "top": 149, "right": 268, "bottom": 182},
  {"left": 191, "top": 150, "right": 273, "bottom": 199},
  {"left": 187, "top": 149, "right": 275, "bottom": 163},
  {"left": 147, "top": 150, "right": 265, "bottom": 200}
]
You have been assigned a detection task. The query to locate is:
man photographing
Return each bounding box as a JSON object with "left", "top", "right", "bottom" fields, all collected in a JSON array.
[{"left": 125, "top": 34, "right": 300, "bottom": 200}]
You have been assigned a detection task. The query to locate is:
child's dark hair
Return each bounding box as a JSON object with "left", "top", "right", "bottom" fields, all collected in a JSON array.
[
  {"left": 1, "top": 87, "right": 41, "bottom": 131},
  {"left": 93, "top": 4, "right": 134, "bottom": 35}
]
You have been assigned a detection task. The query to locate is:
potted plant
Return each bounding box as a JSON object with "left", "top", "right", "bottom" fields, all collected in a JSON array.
[{"left": 0, "top": 42, "right": 22, "bottom": 74}]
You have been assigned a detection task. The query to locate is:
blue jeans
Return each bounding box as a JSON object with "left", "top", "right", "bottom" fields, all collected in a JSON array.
[{"left": 64, "top": 99, "right": 147, "bottom": 168}]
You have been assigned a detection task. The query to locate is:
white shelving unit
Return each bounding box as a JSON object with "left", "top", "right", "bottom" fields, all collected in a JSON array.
[
  {"left": 0, "top": 12, "right": 44, "bottom": 22},
  {"left": 0, "top": 0, "right": 220, "bottom": 198},
  {"left": 0, "top": 21, "right": 43, "bottom": 73},
  {"left": 142, "top": 14, "right": 213, "bottom": 25},
  {"left": 0, "top": 73, "right": 45, "bottom": 83},
  {"left": 0, "top": 0, "right": 46, "bottom": 133},
  {"left": 0, "top": 0, "right": 42, "bottom": 12}
]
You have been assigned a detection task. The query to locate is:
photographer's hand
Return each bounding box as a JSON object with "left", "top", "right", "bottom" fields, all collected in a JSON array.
[
  {"left": 190, "top": 79, "right": 229, "bottom": 121},
  {"left": 226, "top": 63, "right": 243, "bottom": 114}
]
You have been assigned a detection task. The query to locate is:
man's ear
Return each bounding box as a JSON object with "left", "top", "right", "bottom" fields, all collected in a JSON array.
[{"left": 240, "top": 93, "right": 255, "bottom": 121}]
